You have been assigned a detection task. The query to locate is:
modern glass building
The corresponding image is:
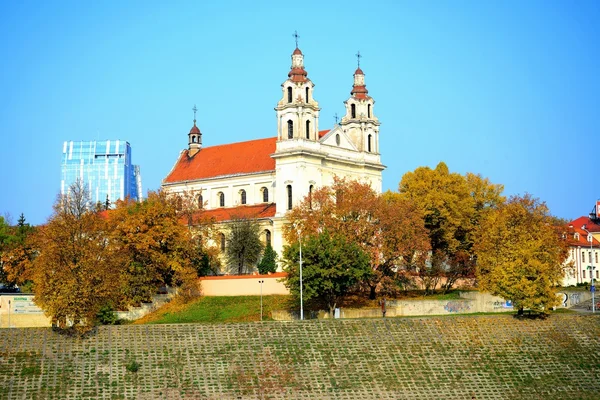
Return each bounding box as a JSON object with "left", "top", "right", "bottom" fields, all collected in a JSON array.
[{"left": 61, "top": 140, "right": 142, "bottom": 206}]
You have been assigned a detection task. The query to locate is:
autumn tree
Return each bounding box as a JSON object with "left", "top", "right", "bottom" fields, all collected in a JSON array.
[
  {"left": 25, "top": 180, "right": 121, "bottom": 332},
  {"left": 399, "top": 162, "right": 504, "bottom": 292},
  {"left": 283, "top": 231, "right": 372, "bottom": 316},
  {"left": 109, "top": 190, "right": 200, "bottom": 306},
  {"left": 285, "top": 178, "right": 429, "bottom": 299},
  {"left": 474, "top": 195, "right": 569, "bottom": 315},
  {"left": 226, "top": 217, "right": 264, "bottom": 274}
]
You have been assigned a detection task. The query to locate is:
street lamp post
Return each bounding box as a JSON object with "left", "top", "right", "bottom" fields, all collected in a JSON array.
[
  {"left": 258, "top": 280, "right": 264, "bottom": 321},
  {"left": 582, "top": 225, "right": 595, "bottom": 313},
  {"left": 299, "top": 232, "right": 303, "bottom": 321}
]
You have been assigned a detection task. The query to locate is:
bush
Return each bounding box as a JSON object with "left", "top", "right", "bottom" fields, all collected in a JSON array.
[{"left": 96, "top": 304, "right": 118, "bottom": 325}]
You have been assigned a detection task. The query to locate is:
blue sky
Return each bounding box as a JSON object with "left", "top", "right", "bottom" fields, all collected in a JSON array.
[{"left": 1, "top": 1, "right": 598, "bottom": 225}]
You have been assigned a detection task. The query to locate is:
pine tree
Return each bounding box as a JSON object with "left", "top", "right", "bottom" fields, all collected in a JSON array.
[{"left": 258, "top": 243, "right": 278, "bottom": 274}]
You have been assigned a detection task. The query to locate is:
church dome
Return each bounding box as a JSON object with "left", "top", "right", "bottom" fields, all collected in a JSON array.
[
  {"left": 293, "top": 47, "right": 303, "bottom": 55},
  {"left": 189, "top": 123, "right": 200, "bottom": 134}
]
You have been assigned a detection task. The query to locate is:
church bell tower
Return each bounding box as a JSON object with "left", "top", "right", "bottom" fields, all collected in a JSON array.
[{"left": 275, "top": 31, "right": 320, "bottom": 141}]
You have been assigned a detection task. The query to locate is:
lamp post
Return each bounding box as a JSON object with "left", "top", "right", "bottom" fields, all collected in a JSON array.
[
  {"left": 294, "top": 225, "right": 304, "bottom": 321},
  {"left": 258, "top": 280, "right": 264, "bottom": 321},
  {"left": 582, "top": 225, "right": 595, "bottom": 313}
]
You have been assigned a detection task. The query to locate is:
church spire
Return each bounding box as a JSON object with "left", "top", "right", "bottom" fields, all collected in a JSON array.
[
  {"left": 288, "top": 31, "right": 308, "bottom": 83},
  {"left": 350, "top": 51, "right": 369, "bottom": 100},
  {"left": 188, "top": 104, "right": 202, "bottom": 156}
]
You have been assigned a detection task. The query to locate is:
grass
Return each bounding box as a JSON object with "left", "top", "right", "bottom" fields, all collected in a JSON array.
[{"left": 135, "top": 295, "right": 292, "bottom": 324}]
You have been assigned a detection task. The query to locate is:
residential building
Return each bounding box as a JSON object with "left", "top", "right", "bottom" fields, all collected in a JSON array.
[
  {"left": 162, "top": 44, "right": 384, "bottom": 272},
  {"left": 61, "top": 140, "right": 142, "bottom": 206},
  {"left": 563, "top": 201, "right": 600, "bottom": 286}
]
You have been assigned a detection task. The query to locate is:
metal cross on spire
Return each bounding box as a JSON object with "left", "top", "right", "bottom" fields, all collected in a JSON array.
[
  {"left": 293, "top": 30, "right": 300, "bottom": 48},
  {"left": 334, "top": 113, "right": 339, "bottom": 124},
  {"left": 356, "top": 51, "right": 362, "bottom": 68},
  {"left": 192, "top": 104, "right": 197, "bottom": 122}
]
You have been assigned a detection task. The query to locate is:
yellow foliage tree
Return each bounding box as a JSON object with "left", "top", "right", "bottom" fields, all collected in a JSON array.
[
  {"left": 474, "top": 195, "right": 569, "bottom": 315},
  {"left": 28, "top": 180, "right": 122, "bottom": 332}
]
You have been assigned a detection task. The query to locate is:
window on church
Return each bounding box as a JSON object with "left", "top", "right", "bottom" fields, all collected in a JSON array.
[
  {"left": 583, "top": 270, "right": 586, "bottom": 279},
  {"left": 261, "top": 187, "right": 268, "bottom": 203},
  {"left": 368, "top": 104, "right": 371, "bottom": 118},
  {"left": 596, "top": 252, "right": 598, "bottom": 264},
  {"left": 336, "top": 134, "right": 340, "bottom": 146},
  {"left": 288, "top": 120, "right": 293, "bottom": 139},
  {"left": 309, "top": 185, "right": 314, "bottom": 209},
  {"left": 351, "top": 104, "right": 356, "bottom": 118},
  {"left": 306, "top": 120, "right": 310, "bottom": 139},
  {"left": 192, "top": 136, "right": 196, "bottom": 143},
  {"left": 218, "top": 192, "right": 225, "bottom": 207},
  {"left": 287, "top": 87, "right": 292, "bottom": 103},
  {"left": 306, "top": 87, "right": 309, "bottom": 102},
  {"left": 220, "top": 233, "right": 226, "bottom": 252},
  {"left": 198, "top": 194, "right": 203, "bottom": 209},
  {"left": 367, "top": 134, "right": 372, "bottom": 152},
  {"left": 240, "top": 189, "right": 246, "bottom": 205},
  {"left": 287, "top": 185, "right": 292, "bottom": 210},
  {"left": 264, "top": 229, "right": 271, "bottom": 247},
  {"left": 582, "top": 252, "right": 585, "bottom": 263}
]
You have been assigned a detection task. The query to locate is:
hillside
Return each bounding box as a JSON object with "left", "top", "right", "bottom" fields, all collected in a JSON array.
[{"left": 1, "top": 314, "right": 599, "bottom": 399}]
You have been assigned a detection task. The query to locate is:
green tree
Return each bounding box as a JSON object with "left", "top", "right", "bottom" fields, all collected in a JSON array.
[
  {"left": 474, "top": 195, "right": 569, "bottom": 315},
  {"left": 226, "top": 217, "right": 264, "bottom": 274},
  {"left": 257, "top": 243, "right": 278, "bottom": 274},
  {"left": 283, "top": 232, "right": 372, "bottom": 316}
]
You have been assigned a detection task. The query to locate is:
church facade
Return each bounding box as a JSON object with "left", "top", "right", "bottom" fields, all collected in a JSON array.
[{"left": 162, "top": 45, "right": 385, "bottom": 272}]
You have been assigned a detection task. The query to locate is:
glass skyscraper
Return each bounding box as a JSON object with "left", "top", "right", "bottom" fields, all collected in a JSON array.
[{"left": 61, "top": 140, "right": 142, "bottom": 206}]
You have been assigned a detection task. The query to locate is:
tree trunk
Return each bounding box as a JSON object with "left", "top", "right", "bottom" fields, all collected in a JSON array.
[{"left": 369, "top": 284, "right": 377, "bottom": 300}]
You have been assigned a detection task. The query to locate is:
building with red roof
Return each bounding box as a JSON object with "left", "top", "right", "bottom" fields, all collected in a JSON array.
[
  {"left": 162, "top": 43, "right": 385, "bottom": 274},
  {"left": 563, "top": 201, "right": 600, "bottom": 286}
]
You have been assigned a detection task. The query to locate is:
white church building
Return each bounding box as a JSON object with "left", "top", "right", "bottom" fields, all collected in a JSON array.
[{"left": 162, "top": 44, "right": 385, "bottom": 272}]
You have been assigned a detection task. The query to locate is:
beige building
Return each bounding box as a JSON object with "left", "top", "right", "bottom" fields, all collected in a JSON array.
[{"left": 162, "top": 45, "right": 385, "bottom": 272}]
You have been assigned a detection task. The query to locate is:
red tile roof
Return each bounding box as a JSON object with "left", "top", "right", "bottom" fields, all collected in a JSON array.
[
  {"left": 164, "top": 137, "right": 276, "bottom": 183},
  {"left": 566, "top": 216, "right": 600, "bottom": 247},
  {"left": 318, "top": 129, "right": 330, "bottom": 138},
  {"left": 198, "top": 203, "right": 276, "bottom": 223}
]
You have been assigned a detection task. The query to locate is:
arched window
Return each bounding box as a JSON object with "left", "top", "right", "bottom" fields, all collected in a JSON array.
[
  {"left": 220, "top": 233, "right": 226, "bottom": 252},
  {"left": 192, "top": 136, "right": 196, "bottom": 143},
  {"left": 367, "top": 134, "right": 372, "bottom": 152},
  {"left": 368, "top": 104, "right": 371, "bottom": 118},
  {"left": 305, "top": 87, "right": 309, "bottom": 102},
  {"left": 261, "top": 187, "right": 268, "bottom": 203},
  {"left": 240, "top": 189, "right": 246, "bottom": 205},
  {"left": 306, "top": 120, "right": 310, "bottom": 139},
  {"left": 287, "top": 87, "right": 292, "bottom": 103},
  {"left": 309, "top": 185, "right": 314, "bottom": 209},
  {"left": 198, "top": 194, "right": 203, "bottom": 209},
  {"left": 287, "top": 120, "right": 293, "bottom": 139},
  {"left": 351, "top": 104, "right": 356, "bottom": 118},
  {"left": 287, "top": 185, "right": 293, "bottom": 210},
  {"left": 264, "top": 229, "right": 271, "bottom": 247},
  {"left": 218, "top": 192, "right": 225, "bottom": 207},
  {"left": 335, "top": 134, "right": 340, "bottom": 146}
]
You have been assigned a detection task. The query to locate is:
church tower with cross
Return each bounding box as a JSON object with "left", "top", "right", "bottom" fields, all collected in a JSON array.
[
  {"left": 339, "top": 51, "right": 380, "bottom": 154},
  {"left": 188, "top": 104, "right": 202, "bottom": 157},
  {"left": 274, "top": 31, "right": 320, "bottom": 141}
]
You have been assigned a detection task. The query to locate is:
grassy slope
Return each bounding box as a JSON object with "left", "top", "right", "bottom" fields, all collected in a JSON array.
[
  {"left": 1, "top": 315, "right": 599, "bottom": 399},
  {"left": 134, "top": 295, "right": 293, "bottom": 324}
]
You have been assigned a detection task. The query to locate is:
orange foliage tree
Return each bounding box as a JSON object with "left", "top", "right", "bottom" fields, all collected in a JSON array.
[
  {"left": 109, "top": 190, "right": 201, "bottom": 306},
  {"left": 284, "top": 177, "right": 430, "bottom": 299}
]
